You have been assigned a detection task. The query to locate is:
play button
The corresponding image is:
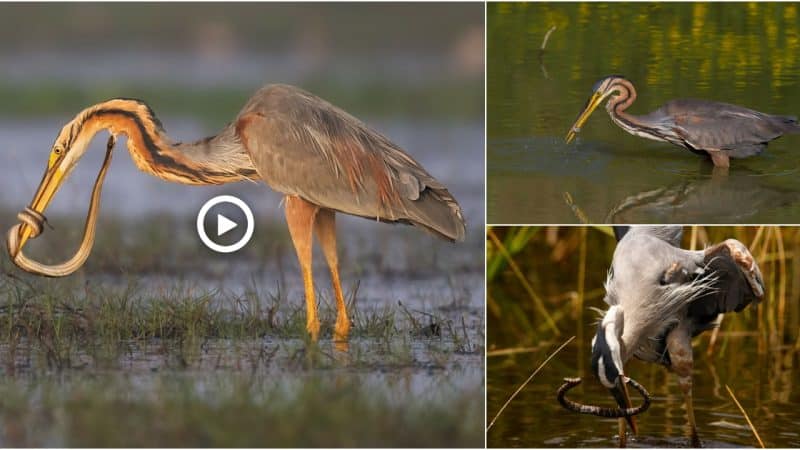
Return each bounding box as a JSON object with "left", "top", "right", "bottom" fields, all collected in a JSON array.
[
  {"left": 196, "top": 195, "right": 254, "bottom": 253},
  {"left": 217, "top": 214, "right": 238, "bottom": 236}
]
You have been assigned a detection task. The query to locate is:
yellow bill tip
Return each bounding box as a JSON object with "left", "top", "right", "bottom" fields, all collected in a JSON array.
[{"left": 16, "top": 225, "right": 33, "bottom": 256}]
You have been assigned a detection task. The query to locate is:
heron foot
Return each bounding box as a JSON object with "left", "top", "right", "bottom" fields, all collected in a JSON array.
[
  {"left": 334, "top": 314, "right": 351, "bottom": 343},
  {"left": 306, "top": 318, "right": 321, "bottom": 342}
]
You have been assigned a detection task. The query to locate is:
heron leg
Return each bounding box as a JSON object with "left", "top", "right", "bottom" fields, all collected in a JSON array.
[
  {"left": 313, "top": 208, "right": 350, "bottom": 343},
  {"left": 285, "top": 195, "right": 320, "bottom": 341},
  {"left": 666, "top": 327, "right": 701, "bottom": 447},
  {"left": 708, "top": 151, "right": 730, "bottom": 169}
]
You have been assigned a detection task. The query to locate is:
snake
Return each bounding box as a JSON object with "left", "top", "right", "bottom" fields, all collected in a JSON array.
[
  {"left": 5, "top": 136, "right": 115, "bottom": 277},
  {"left": 557, "top": 376, "right": 651, "bottom": 418}
]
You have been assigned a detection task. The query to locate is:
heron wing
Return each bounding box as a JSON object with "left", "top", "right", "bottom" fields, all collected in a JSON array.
[
  {"left": 686, "top": 239, "right": 764, "bottom": 335},
  {"left": 663, "top": 99, "right": 797, "bottom": 158},
  {"left": 234, "top": 84, "right": 465, "bottom": 241}
]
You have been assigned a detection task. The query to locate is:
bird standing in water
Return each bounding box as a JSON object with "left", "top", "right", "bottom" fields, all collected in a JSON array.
[
  {"left": 6, "top": 84, "right": 466, "bottom": 345},
  {"left": 560, "top": 226, "right": 764, "bottom": 447},
  {"left": 566, "top": 75, "right": 800, "bottom": 168}
]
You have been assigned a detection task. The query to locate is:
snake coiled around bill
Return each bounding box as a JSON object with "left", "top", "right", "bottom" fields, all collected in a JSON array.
[
  {"left": 557, "top": 376, "right": 651, "bottom": 418},
  {"left": 5, "top": 136, "right": 115, "bottom": 277}
]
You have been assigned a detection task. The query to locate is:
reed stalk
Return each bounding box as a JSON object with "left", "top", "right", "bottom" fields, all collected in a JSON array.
[{"left": 487, "top": 336, "right": 575, "bottom": 431}]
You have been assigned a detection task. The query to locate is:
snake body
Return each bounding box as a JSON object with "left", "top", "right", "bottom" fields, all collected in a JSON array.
[
  {"left": 5, "top": 137, "right": 115, "bottom": 277},
  {"left": 557, "top": 377, "right": 651, "bottom": 418}
]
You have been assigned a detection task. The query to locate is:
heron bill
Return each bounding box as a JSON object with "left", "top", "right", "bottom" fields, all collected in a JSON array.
[
  {"left": 565, "top": 91, "right": 607, "bottom": 144},
  {"left": 14, "top": 165, "right": 66, "bottom": 255}
]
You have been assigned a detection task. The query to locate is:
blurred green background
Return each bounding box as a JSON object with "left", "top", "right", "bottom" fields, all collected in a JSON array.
[{"left": 0, "top": 2, "right": 484, "bottom": 122}]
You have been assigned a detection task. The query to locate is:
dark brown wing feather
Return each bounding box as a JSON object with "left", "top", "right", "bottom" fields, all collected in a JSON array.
[
  {"left": 661, "top": 99, "right": 799, "bottom": 158},
  {"left": 234, "top": 84, "right": 465, "bottom": 242},
  {"left": 688, "top": 242, "right": 762, "bottom": 328}
]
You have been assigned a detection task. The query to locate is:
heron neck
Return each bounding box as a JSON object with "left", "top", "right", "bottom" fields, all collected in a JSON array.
[
  {"left": 604, "top": 79, "right": 642, "bottom": 133},
  {"left": 603, "top": 79, "right": 674, "bottom": 144},
  {"left": 74, "top": 99, "right": 258, "bottom": 185},
  {"left": 606, "top": 108, "right": 654, "bottom": 139}
]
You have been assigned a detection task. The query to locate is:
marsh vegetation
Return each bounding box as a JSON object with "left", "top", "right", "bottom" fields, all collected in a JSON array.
[
  {"left": 0, "top": 212, "right": 484, "bottom": 447},
  {"left": 487, "top": 226, "right": 800, "bottom": 448}
]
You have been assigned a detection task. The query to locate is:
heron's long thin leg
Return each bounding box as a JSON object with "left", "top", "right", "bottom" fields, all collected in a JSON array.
[
  {"left": 666, "top": 327, "right": 701, "bottom": 447},
  {"left": 682, "top": 378, "right": 700, "bottom": 448},
  {"left": 314, "top": 209, "right": 350, "bottom": 343},
  {"left": 708, "top": 151, "right": 730, "bottom": 169},
  {"left": 285, "top": 195, "right": 320, "bottom": 341}
]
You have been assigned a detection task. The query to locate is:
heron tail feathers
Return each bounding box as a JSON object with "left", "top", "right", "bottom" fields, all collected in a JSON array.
[{"left": 403, "top": 186, "right": 466, "bottom": 242}]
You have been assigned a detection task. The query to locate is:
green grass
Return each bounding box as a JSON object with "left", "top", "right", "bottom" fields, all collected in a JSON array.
[
  {"left": 0, "top": 78, "right": 484, "bottom": 123},
  {"left": 0, "top": 267, "right": 481, "bottom": 369}
]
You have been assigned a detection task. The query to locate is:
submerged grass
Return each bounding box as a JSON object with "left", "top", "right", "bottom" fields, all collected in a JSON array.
[
  {"left": 0, "top": 269, "right": 481, "bottom": 373},
  {"left": 0, "top": 270, "right": 483, "bottom": 446}
]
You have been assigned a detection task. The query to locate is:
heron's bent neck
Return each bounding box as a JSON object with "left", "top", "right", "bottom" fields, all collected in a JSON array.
[
  {"left": 70, "top": 99, "right": 258, "bottom": 185},
  {"left": 606, "top": 79, "right": 637, "bottom": 115},
  {"left": 604, "top": 80, "right": 668, "bottom": 143}
]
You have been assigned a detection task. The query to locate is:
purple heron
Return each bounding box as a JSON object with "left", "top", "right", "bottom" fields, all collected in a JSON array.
[
  {"left": 5, "top": 84, "right": 466, "bottom": 343},
  {"left": 566, "top": 75, "right": 800, "bottom": 168},
  {"left": 559, "top": 226, "right": 764, "bottom": 446}
]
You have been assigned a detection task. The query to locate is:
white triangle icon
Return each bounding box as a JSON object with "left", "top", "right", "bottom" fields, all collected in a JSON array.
[{"left": 217, "top": 214, "right": 238, "bottom": 236}]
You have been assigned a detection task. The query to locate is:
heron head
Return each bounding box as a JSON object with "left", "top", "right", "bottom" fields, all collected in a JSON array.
[
  {"left": 13, "top": 117, "right": 97, "bottom": 254},
  {"left": 591, "top": 304, "right": 637, "bottom": 432},
  {"left": 565, "top": 74, "right": 629, "bottom": 144}
]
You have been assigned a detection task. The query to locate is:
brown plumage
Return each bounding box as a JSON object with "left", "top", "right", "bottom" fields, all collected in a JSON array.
[
  {"left": 14, "top": 83, "right": 466, "bottom": 344},
  {"left": 234, "top": 85, "right": 465, "bottom": 241}
]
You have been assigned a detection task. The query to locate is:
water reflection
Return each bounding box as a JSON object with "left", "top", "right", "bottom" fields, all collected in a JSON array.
[
  {"left": 604, "top": 165, "right": 799, "bottom": 223},
  {"left": 487, "top": 344, "right": 799, "bottom": 448},
  {"left": 488, "top": 136, "right": 800, "bottom": 224}
]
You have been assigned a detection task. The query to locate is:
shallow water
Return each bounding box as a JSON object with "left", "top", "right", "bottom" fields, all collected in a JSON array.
[{"left": 487, "top": 3, "right": 800, "bottom": 223}]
